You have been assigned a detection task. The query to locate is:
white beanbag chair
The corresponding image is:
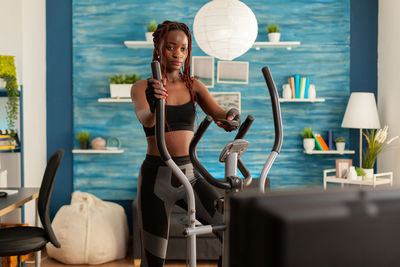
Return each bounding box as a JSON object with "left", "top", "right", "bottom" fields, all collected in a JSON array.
[{"left": 46, "top": 191, "right": 129, "bottom": 265}]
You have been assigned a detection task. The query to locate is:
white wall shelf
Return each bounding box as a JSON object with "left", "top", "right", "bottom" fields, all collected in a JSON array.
[
  {"left": 279, "top": 98, "right": 325, "bottom": 103},
  {"left": 72, "top": 149, "right": 124, "bottom": 154},
  {"left": 304, "top": 150, "right": 355, "bottom": 155},
  {"left": 252, "top": 41, "right": 301, "bottom": 50},
  {"left": 124, "top": 41, "right": 152, "bottom": 49},
  {"left": 98, "top": 98, "right": 131, "bottom": 103},
  {"left": 323, "top": 169, "right": 393, "bottom": 190},
  {"left": 124, "top": 41, "right": 301, "bottom": 50}
]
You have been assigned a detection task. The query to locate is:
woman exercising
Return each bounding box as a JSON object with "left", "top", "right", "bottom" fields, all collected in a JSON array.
[{"left": 131, "top": 20, "right": 240, "bottom": 267}]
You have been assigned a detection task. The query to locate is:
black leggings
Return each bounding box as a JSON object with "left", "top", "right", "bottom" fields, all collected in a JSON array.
[{"left": 137, "top": 155, "right": 223, "bottom": 267}]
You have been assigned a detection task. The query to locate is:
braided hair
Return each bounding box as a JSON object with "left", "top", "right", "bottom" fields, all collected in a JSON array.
[{"left": 151, "top": 21, "right": 196, "bottom": 104}]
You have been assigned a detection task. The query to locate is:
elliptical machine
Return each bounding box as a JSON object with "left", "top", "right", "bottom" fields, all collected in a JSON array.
[{"left": 151, "top": 61, "right": 283, "bottom": 267}]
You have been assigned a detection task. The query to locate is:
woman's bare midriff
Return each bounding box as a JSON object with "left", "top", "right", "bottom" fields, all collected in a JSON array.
[{"left": 146, "top": 130, "right": 194, "bottom": 157}]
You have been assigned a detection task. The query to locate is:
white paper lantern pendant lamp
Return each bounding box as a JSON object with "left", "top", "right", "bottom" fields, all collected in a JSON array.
[{"left": 193, "top": 0, "right": 258, "bottom": 61}]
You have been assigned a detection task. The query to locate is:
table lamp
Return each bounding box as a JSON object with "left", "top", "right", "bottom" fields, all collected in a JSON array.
[{"left": 341, "top": 92, "right": 381, "bottom": 167}]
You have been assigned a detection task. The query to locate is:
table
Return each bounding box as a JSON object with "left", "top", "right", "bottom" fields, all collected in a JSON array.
[
  {"left": 0, "top": 187, "right": 40, "bottom": 267},
  {"left": 0, "top": 188, "right": 39, "bottom": 216},
  {"left": 323, "top": 169, "right": 393, "bottom": 190}
]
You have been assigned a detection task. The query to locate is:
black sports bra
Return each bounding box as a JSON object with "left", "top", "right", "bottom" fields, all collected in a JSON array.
[{"left": 143, "top": 101, "right": 196, "bottom": 137}]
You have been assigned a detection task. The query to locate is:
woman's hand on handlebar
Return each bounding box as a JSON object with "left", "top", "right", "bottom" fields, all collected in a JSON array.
[
  {"left": 216, "top": 108, "right": 241, "bottom": 132},
  {"left": 146, "top": 78, "right": 168, "bottom": 113}
]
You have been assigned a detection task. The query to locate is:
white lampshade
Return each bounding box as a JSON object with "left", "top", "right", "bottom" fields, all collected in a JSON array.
[
  {"left": 193, "top": 0, "right": 258, "bottom": 61},
  {"left": 341, "top": 92, "right": 381, "bottom": 129}
]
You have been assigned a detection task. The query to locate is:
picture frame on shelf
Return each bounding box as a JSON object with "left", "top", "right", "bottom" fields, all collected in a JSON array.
[
  {"left": 217, "top": 61, "right": 249, "bottom": 84},
  {"left": 192, "top": 56, "right": 214, "bottom": 88},
  {"left": 210, "top": 92, "right": 241, "bottom": 112},
  {"left": 335, "top": 159, "right": 352, "bottom": 178}
]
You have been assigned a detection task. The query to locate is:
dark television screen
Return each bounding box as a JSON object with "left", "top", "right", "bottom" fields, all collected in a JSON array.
[{"left": 229, "top": 188, "right": 400, "bottom": 267}]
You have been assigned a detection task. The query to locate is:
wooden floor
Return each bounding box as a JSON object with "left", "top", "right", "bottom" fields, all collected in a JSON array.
[{"left": 26, "top": 250, "right": 218, "bottom": 267}]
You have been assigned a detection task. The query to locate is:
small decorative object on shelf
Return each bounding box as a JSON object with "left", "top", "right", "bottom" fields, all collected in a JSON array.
[
  {"left": 282, "top": 84, "right": 292, "bottom": 99},
  {"left": 335, "top": 159, "right": 352, "bottom": 178},
  {"left": 91, "top": 137, "right": 106, "bottom": 150},
  {"left": 266, "top": 24, "right": 280, "bottom": 42},
  {"left": 145, "top": 20, "right": 157, "bottom": 42},
  {"left": 109, "top": 74, "right": 140, "bottom": 98},
  {"left": 308, "top": 84, "right": 316, "bottom": 99},
  {"left": 106, "top": 137, "right": 121, "bottom": 150},
  {"left": 76, "top": 131, "right": 90, "bottom": 149},
  {"left": 362, "top": 125, "right": 399, "bottom": 179},
  {"left": 346, "top": 166, "right": 357, "bottom": 180},
  {"left": 334, "top": 137, "right": 346, "bottom": 152},
  {"left": 301, "top": 127, "right": 314, "bottom": 153}
]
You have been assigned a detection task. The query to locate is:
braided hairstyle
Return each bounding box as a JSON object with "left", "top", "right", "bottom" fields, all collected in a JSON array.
[{"left": 151, "top": 20, "right": 196, "bottom": 104}]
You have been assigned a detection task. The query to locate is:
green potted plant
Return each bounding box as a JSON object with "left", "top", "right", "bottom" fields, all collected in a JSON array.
[
  {"left": 146, "top": 20, "right": 157, "bottom": 42},
  {"left": 266, "top": 24, "right": 280, "bottom": 42},
  {"left": 77, "top": 131, "right": 90, "bottom": 149},
  {"left": 109, "top": 74, "right": 141, "bottom": 99},
  {"left": 355, "top": 167, "right": 366, "bottom": 181},
  {"left": 301, "top": 127, "right": 314, "bottom": 153},
  {"left": 334, "top": 137, "right": 346, "bottom": 152},
  {"left": 0, "top": 55, "right": 19, "bottom": 140},
  {"left": 362, "top": 126, "right": 399, "bottom": 179}
]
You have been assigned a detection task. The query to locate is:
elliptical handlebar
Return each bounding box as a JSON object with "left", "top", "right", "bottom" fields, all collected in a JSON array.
[
  {"left": 152, "top": 61, "right": 171, "bottom": 162},
  {"left": 259, "top": 66, "right": 283, "bottom": 192},
  {"left": 151, "top": 61, "right": 197, "bottom": 267},
  {"left": 261, "top": 66, "right": 283, "bottom": 154},
  {"left": 189, "top": 115, "right": 255, "bottom": 190},
  {"left": 234, "top": 115, "right": 255, "bottom": 140},
  {"left": 189, "top": 116, "right": 232, "bottom": 190}
]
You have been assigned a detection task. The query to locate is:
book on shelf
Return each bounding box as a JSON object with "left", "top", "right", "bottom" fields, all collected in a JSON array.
[
  {"left": 0, "top": 145, "right": 15, "bottom": 151},
  {"left": 300, "top": 77, "right": 306, "bottom": 98},
  {"left": 315, "top": 134, "right": 329, "bottom": 151},
  {"left": 289, "top": 76, "right": 295, "bottom": 99},
  {"left": 328, "top": 130, "right": 333, "bottom": 150},
  {"left": 294, "top": 74, "right": 300, "bottom": 98},
  {"left": 304, "top": 77, "right": 310, "bottom": 99},
  {"left": 0, "top": 135, "right": 11, "bottom": 140},
  {"left": 312, "top": 132, "right": 323, "bottom": 151}
]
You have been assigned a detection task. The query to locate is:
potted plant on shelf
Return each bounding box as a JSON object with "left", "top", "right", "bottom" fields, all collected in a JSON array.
[
  {"left": 145, "top": 20, "right": 157, "bottom": 42},
  {"left": 77, "top": 131, "right": 90, "bottom": 149},
  {"left": 335, "top": 137, "right": 346, "bottom": 152},
  {"left": 266, "top": 24, "right": 280, "bottom": 42},
  {"left": 109, "top": 74, "right": 141, "bottom": 99},
  {"left": 355, "top": 167, "right": 366, "bottom": 181},
  {"left": 362, "top": 126, "right": 399, "bottom": 179},
  {"left": 301, "top": 127, "right": 314, "bottom": 153},
  {"left": 0, "top": 55, "right": 19, "bottom": 141}
]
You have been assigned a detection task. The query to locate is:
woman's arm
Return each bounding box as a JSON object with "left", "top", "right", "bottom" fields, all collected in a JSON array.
[
  {"left": 131, "top": 78, "right": 167, "bottom": 127},
  {"left": 194, "top": 79, "right": 227, "bottom": 120},
  {"left": 194, "top": 79, "right": 240, "bottom": 131}
]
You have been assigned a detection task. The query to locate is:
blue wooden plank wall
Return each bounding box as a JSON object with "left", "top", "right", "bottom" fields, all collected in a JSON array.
[{"left": 72, "top": 0, "right": 351, "bottom": 200}]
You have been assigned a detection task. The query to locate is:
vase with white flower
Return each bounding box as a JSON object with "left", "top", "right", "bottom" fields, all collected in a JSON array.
[{"left": 362, "top": 125, "right": 399, "bottom": 179}]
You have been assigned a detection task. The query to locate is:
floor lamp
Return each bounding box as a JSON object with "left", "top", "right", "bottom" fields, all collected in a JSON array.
[{"left": 341, "top": 93, "right": 381, "bottom": 168}]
